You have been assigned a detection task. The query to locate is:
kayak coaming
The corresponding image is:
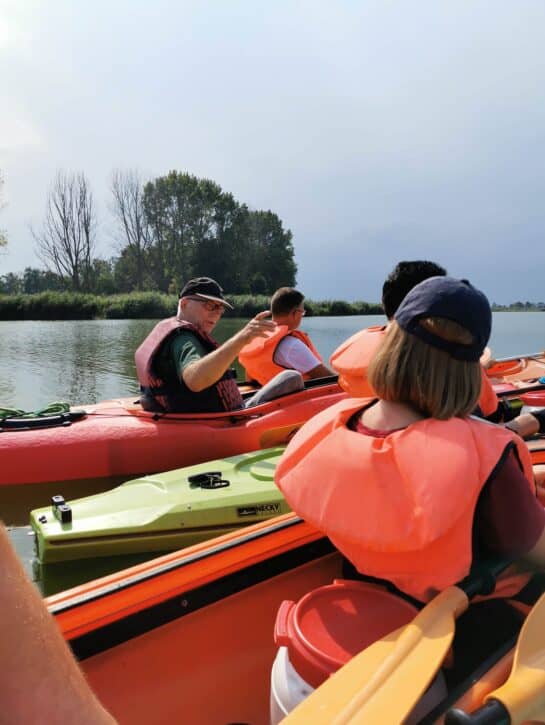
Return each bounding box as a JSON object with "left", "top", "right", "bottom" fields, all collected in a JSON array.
[
  {"left": 49, "top": 514, "right": 338, "bottom": 724},
  {"left": 47, "top": 514, "right": 533, "bottom": 725},
  {"left": 49, "top": 514, "right": 321, "bottom": 637},
  {"left": 0, "top": 380, "right": 345, "bottom": 488},
  {"left": 31, "top": 447, "right": 289, "bottom": 563}
]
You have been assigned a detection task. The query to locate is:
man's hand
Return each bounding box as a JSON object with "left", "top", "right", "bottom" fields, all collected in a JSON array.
[{"left": 235, "top": 311, "right": 277, "bottom": 344}]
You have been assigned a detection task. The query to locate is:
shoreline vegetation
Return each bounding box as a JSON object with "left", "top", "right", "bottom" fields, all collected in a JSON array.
[{"left": 0, "top": 292, "right": 543, "bottom": 321}]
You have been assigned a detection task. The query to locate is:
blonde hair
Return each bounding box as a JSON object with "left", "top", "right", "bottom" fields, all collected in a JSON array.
[{"left": 368, "top": 319, "right": 482, "bottom": 420}]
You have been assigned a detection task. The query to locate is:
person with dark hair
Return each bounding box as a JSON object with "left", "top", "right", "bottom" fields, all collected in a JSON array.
[
  {"left": 0, "top": 522, "right": 116, "bottom": 723},
  {"left": 135, "top": 277, "right": 303, "bottom": 413},
  {"left": 381, "top": 260, "right": 448, "bottom": 319},
  {"left": 276, "top": 277, "right": 545, "bottom": 604},
  {"left": 331, "top": 260, "right": 447, "bottom": 397},
  {"left": 239, "top": 287, "right": 333, "bottom": 385},
  {"left": 330, "top": 260, "right": 544, "bottom": 438}
]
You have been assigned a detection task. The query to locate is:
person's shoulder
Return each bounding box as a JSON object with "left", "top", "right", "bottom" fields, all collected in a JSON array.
[{"left": 171, "top": 328, "right": 205, "bottom": 353}]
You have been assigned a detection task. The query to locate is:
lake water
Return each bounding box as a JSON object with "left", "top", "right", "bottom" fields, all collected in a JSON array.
[
  {"left": 1, "top": 312, "right": 544, "bottom": 411},
  {"left": 2, "top": 312, "right": 544, "bottom": 595}
]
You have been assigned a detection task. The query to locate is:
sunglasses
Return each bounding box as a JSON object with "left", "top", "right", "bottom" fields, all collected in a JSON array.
[{"left": 187, "top": 297, "right": 226, "bottom": 314}]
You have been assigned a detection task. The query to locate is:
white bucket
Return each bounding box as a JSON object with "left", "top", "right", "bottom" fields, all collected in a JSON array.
[{"left": 270, "top": 645, "right": 447, "bottom": 724}]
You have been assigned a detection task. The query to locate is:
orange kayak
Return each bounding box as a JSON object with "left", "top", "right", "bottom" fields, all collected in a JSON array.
[
  {"left": 48, "top": 503, "right": 544, "bottom": 725},
  {"left": 0, "top": 379, "right": 345, "bottom": 489}
]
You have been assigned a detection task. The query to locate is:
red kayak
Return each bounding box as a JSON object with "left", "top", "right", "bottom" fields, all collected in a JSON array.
[{"left": 0, "top": 379, "right": 345, "bottom": 490}]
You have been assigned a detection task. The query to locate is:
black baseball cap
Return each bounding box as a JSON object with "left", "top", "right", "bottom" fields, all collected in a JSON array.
[
  {"left": 394, "top": 276, "right": 491, "bottom": 361},
  {"left": 179, "top": 277, "right": 234, "bottom": 310}
]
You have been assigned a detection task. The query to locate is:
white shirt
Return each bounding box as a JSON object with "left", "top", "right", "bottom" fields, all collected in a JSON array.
[{"left": 273, "top": 335, "right": 321, "bottom": 374}]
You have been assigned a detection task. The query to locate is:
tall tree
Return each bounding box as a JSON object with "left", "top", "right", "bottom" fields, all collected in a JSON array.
[
  {"left": 32, "top": 171, "right": 96, "bottom": 291},
  {"left": 143, "top": 171, "right": 223, "bottom": 292},
  {"left": 247, "top": 210, "right": 297, "bottom": 292},
  {"left": 110, "top": 169, "right": 150, "bottom": 291},
  {"left": 0, "top": 171, "right": 7, "bottom": 251}
]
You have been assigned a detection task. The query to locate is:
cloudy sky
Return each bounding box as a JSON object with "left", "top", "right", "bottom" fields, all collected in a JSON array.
[{"left": 1, "top": 1, "right": 544, "bottom": 303}]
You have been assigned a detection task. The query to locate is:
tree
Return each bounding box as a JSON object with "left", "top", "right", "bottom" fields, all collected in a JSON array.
[
  {"left": 22, "top": 267, "right": 65, "bottom": 293},
  {"left": 0, "top": 171, "right": 7, "bottom": 251},
  {"left": 247, "top": 210, "right": 297, "bottom": 292},
  {"left": 32, "top": 171, "right": 96, "bottom": 291},
  {"left": 110, "top": 169, "right": 151, "bottom": 291},
  {"left": 143, "top": 171, "right": 224, "bottom": 291},
  {"left": 0, "top": 272, "right": 21, "bottom": 294}
]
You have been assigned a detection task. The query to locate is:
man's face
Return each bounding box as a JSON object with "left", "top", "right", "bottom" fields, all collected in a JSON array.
[
  {"left": 288, "top": 304, "right": 305, "bottom": 330},
  {"left": 179, "top": 296, "right": 226, "bottom": 334}
]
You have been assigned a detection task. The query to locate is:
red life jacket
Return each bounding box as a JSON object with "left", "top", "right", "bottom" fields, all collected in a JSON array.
[
  {"left": 275, "top": 397, "right": 535, "bottom": 602},
  {"left": 134, "top": 317, "right": 243, "bottom": 413},
  {"left": 330, "top": 325, "right": 500, "bottom": 416},
  {"left": 239, "top": 326, "right": 322, "bottom": 385}
]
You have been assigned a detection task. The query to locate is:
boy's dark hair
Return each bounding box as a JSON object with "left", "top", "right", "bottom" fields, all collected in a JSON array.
[
  {"left": 382, "top": 260, "right": 447, "bottom": 319},
  {"left": 271, "top": 287, "right": 305, "bottom": 316}
]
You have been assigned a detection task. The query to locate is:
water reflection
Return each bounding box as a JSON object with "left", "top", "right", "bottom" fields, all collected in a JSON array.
[{"left": 2, "top": 313, "right": 545, "bottom": 410}]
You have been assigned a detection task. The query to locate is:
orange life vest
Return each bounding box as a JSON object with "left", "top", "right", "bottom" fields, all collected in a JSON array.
[
  {"left": 275, "top": 397, "right": 535, "bottom": 602},
  {"left": 239, "top": 327, "right": 322, "bottom": 385},
  {"left": 329, "top": 325, "right": 385, "bottom": 397},
  {"left": 330, "top": 326, "right": 500, "bottom": 416}
]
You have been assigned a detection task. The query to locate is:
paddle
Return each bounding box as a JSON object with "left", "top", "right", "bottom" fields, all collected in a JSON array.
[
  {"left": 282, "top": 561, "right": 509, "bottom": 725},
  {"left": 444, "top": 590, "right": 545, "bottom": 724}
]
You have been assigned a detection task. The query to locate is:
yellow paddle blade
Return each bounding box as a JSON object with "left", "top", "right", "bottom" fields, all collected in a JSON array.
[
  {"left": 484, "top": 591, "right": 545, "bottom": 724},
  {"left": 284, "top": 587, "right": 468, "bottom": 725}
]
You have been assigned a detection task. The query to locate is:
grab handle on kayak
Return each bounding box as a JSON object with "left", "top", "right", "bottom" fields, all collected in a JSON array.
[
  {"left": 0, "top": 409, "right": 86, "bottom": 432},
  {"left": 445, "top": 699, "right": 510, "bottom": 724},
  {"left": 187, "top": 472, "right": 230, "bottom": 489}
]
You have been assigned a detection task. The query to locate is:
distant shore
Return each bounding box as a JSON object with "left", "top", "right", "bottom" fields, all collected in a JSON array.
[{"left": 0, "top": 291, "right": 542, "bottom": 320}]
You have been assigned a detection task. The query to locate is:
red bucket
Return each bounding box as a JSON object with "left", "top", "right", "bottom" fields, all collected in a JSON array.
[{"left": 274, "top": 579, "right": 418, "bottom": 688}]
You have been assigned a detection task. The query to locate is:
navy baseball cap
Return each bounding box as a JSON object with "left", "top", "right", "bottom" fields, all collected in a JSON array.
[
  {"left": 179, "top": 277, "right": 234, "bottom": 309},
  {"left": 394, "top": 276, "right": 491, "bottom": 361}
]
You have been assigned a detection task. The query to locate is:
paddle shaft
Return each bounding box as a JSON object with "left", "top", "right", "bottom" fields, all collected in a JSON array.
[{"left": 284, "top": 560, "right": 511, "bottom": 724}]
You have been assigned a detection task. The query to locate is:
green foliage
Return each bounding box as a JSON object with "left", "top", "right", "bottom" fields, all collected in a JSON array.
[
  {"left": 140, "top": 171, "right": 296, "bottom": 295},
  {"left": 101, "top": 292, "right": 176, "bottom": 319},
  {"left": 0, "top": 292, "right": 100, "bottom": 320},
  {"left": 0, "top": 291, "right": 383, "bottom": 320}
]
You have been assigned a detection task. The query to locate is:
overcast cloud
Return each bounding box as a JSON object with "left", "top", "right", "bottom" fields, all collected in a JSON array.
[{"left": 1, "top": 1, "right": 544, "bottom": 303}]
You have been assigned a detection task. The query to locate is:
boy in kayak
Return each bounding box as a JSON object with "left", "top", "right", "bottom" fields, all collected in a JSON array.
[
  {"left": 135, "top": 277, "right": 303, "bottom": 413},
  {"left": 331, "top": 260, "right": 545, "bottom": 438},
  {"left": 0, "top": 523, "right": 116, "bottom": 723},
  {"left": 239, "top": 287, "right": 334, "bottom": 385}
]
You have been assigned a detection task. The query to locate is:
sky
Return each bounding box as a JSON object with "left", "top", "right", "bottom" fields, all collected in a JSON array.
[{"left": 1, "top": 1, "right": 545, "bottom": 304}]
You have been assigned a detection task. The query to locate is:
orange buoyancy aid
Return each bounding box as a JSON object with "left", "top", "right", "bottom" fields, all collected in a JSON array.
[
  {"left": 329, "top": 325, "right": 385, "bottom": 397},
  {"left": 134, "top": 317, "right": 243, "bottom": 412},
  {"left": 478, "top": 370, "right": 500, "bottom": 418},
  {"left": 330, "top": 325, "right": 500, "bottom": 416},
  {"left": 275, "top": 398, "right": 535, "bottom": 602},
  {"left": 239, "top": 326, "right": 323, "bottom": 385}
]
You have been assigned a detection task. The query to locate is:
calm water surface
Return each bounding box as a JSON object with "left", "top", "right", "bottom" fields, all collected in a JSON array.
[
  {"left": 1, "top": 312, "right": 544, "bottom": 411},
  {"left": 2, "top": 312, "right": 544, "bottom": 595}
]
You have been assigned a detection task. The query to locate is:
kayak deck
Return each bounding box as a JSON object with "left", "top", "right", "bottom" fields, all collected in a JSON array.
[{"left": 31, "top": 447, "right": 288, "bottom": 563}]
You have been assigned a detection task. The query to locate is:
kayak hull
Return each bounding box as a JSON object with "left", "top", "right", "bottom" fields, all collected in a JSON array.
[
  {"left": 47, "top": 515, "right": 534, "bottom": 725},
  {"left": 31, "top": 447, "right": 288, "bottom": 563},
  {"left": 0, "top": 382, "right": 345, "bottom": 488}
]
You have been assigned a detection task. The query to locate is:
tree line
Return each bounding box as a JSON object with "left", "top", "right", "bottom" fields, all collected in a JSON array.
[{"left": 1, "top": 169, "right": 297, "bottom": 296}]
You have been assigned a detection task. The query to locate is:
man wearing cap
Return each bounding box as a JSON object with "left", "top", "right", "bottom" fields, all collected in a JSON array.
[{"left": 135, "top": 277, "right": 302, "bottom": 413}]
